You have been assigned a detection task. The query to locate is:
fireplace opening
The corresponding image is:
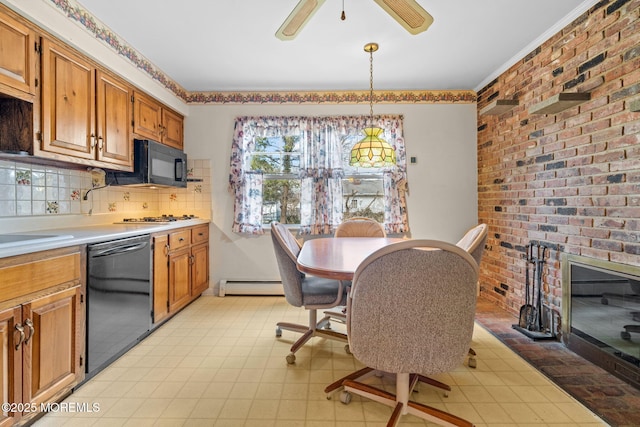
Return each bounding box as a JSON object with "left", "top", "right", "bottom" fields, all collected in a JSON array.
[{"left": 562, "top": 254, "right": 640, "bottom": 389}]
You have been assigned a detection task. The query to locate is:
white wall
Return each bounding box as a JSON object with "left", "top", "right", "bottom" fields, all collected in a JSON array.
[{"left": 184, "top": 103, "right": 478, "bottom": 290}]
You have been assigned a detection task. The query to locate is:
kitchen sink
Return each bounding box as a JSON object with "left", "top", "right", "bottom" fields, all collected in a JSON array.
[{"left": 0, "top": 234, "right": 75, "bottom": 248}]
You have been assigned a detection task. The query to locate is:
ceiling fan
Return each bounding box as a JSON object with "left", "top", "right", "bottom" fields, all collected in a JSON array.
[{"left": 275, "top": 0, "right": 434, "bottom": 40}]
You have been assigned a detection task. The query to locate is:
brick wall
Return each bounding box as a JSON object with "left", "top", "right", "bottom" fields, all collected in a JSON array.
[{"left": 476, "top": 0, "right": 640, "bottom": 318}]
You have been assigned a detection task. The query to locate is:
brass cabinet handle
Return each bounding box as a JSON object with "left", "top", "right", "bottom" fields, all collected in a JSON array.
[
  {"left": 15, "top": 323, "right": 25, "bottom": 350},
  {"left": 24, "top": 318, "right": 34, "bottom": 345},
  {"left": 164, "top": 243, "right": 170, "bottom": 255},
  {"left": 97, "top": 136, "right": 104, "bottom": 151},
  {"left": 89, "top": 133, "right": 96, "bottom": 149}
]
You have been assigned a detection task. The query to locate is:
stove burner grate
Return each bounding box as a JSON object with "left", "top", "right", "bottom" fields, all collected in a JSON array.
[{"left": 119, "top": 214, "right": 198, "bottom": 223}]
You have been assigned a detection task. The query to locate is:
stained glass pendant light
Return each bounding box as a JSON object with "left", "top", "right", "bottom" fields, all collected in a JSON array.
[{"left": 350, "top": 42, "right": 396, "bottom": 168}]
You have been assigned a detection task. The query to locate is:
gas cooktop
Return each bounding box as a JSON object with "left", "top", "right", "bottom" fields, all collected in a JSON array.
[{"left": 115, "top": 214, "right": 198, "bottom": 224}]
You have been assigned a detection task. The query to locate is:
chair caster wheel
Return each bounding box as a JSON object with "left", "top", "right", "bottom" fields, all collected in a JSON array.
[
  {"left": 340, "top": 391, "right": 352, "bottom": 404},
  {"left": 325, "top": 321, "right": 332, "bottom": 330},
  {"left": 275, "top": 327, "right": 282, "bottom": 337},
  {"left": 621, "top": 331, "right": 631, "bottom": 340},
  {"left": 443, "top": 391, "right": 449, "bottom": 398},
  {"left": 468, "top": 358, "right": 477, "bottom": 369},
  {"left": 344, "top": 344, "right": 351, "bottom": 355},
  {"left": 286, "top": 353, "right": 296, "bottom": 364}
]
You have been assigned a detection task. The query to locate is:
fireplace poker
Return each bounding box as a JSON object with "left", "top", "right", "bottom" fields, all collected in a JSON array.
[
  {"left": 530, "top": 244, "right": 548, "bottom": 332},
  {"left": 519, "top": 244, "right": 535, "bottom": 329}
]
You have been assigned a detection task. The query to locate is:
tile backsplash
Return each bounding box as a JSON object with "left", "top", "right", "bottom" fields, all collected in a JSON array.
[{"left": 0, "top": 159, "right": 211, "bottom": 218}]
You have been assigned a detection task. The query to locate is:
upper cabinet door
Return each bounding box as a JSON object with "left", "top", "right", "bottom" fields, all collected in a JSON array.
[
  {"left": 133, "top": 91, "right": 162, "bottom": 141},
  {"left": 161, "top": 108, "right": 184, "bottom": 150},
  {"left": 0, "top": 9, "right": 36, "bottom": 101},
  {"left": 40, "top": 38, "right": 95, "bottom": 159},
  {"left": 133, "top": 91, "right": 184, "bottom": 149},
  {"left": 96, "top": 70, "right": 133, "bottom": 167}
]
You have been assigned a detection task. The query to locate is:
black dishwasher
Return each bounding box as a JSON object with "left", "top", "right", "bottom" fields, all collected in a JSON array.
[{"left": 86, "top": 234, "right": 152, "bottom": 379}]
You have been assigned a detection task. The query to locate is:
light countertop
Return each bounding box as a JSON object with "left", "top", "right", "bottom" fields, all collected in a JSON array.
[{"left": 0, "top": 218, "right": 210, "bottom": 259}]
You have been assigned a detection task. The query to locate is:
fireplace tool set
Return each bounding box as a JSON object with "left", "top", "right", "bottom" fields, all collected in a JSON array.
[{"left": 513, "top": 243, "right": 556, "bottom": 340}]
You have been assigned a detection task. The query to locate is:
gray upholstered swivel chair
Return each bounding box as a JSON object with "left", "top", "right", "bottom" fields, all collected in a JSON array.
[
  {"left": 334, "top": 217, "right": 386, "bottom": 238},
  {"left": 455, "top": 223, "right": 488, "bottom": 369},
  {"left": 326, "top": 239, "right": 478, "bottom": 427},
  {"left": 456, "top": 223, "right": 488, "bottom": 268},
  {"left": 327, "top": 216, "right": 386, "bottom": 325},
  {"left": 270, "top": 222, "right": 349, "bottom": 364}
]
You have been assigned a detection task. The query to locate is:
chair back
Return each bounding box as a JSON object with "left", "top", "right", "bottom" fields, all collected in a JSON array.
[
  {"left": 270, "top": 222, "right": 304, "bottom": 307},
  {"left": 455, "top": 223, "right": 488, "bottom": 265},
  {"left": 347, "top": 239, "right": 478, "bottom": 375},
  {"left": 335, "top": 217, "right": 386, "bottom": 238}
]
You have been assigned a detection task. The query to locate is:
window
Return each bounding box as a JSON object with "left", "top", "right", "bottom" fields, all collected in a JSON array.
[
  {"left": 229, "top": 115, "right": 408, "bottom": 235},
  {"left": 251, "top": 134, "right": 386, "bottom": 225},
  {"left": 250, "top": 136, "right": 302, "bottom": 224},
  {"left": 340, "top": 134, "right": 385, "bottom": 223}
]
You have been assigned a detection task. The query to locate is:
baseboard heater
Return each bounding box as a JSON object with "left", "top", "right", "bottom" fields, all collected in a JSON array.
[{"left": 218, "top": 280, "right": 284, "bottom": 296}]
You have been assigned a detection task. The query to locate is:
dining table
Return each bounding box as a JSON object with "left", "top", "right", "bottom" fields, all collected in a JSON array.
[{"left": 296, "top": 237, "right": 404, "bottom": 281}]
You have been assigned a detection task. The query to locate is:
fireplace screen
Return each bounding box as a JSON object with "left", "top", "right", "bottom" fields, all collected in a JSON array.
[{"left": 567, "top": 258, "right": 640, "bottom": 377}]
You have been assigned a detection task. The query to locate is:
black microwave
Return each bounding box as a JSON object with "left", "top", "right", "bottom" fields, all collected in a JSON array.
[{"left": 108, "top": 139, "right": 187, "bottom": 188}]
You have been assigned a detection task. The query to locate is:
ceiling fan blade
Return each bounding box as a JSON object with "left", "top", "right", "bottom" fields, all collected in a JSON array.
[
  {"left": 275, "top": 0, "right": 327, "bottom": 41},
  {"left": 372, "top": 0, "right": 434, "bottom": 35}
]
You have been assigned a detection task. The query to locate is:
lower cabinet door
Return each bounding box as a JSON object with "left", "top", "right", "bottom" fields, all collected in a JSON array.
[
  {"left": 152, "top": 234, "right": 170, "bottom": 324},
  {"left": 169, "top": 249, "right": 191, "bottom": 313},
  {"left": 0, "top": 306, "right": 22, "bottom": 427},
  {"left": 21, "top": 286, "right": 82, "bottom": 407},
  {"left": 191, "top": 243, "right": 209, "bottom": 297}
]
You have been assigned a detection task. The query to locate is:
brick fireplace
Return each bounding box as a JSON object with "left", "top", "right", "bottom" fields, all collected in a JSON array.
[{"left": 476, "top": 0, "right": 640, "bottom": 337}]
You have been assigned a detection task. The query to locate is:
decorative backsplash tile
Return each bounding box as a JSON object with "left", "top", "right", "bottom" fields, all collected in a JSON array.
[
  {"left": 16, "top": 170, "right": 30, "bottom": 185},
  {"left": 46, "top": 201, "right": 60, "bottom": 214},
  {"left": 0, "top": 159, "right": 211, "bottom": 218}
]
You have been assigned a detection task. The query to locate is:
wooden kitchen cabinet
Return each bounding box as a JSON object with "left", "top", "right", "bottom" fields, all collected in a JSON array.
[
  {"left": 0, "top": 306, "right": 22, "bottom": 427},
  {"left": 95, "top": 70, "right": 134, "bottom": 168},
  {"left": 38, "top": 38, "right": 133, "bottom": 171},
  {"left": 0, "top": 7, "right": 36, "bottom": 102},
  {"left": 152, "top": 224, "right": 209, "bottom": 325},
  {"left": 133, "top": 91, "right": 184, "bottom": 149},
  {"left": 0, "top": 247, "right": 84, "bottom": 427},
  {"left": 161, "top": 108, "right": 184, "bottom": 150},
  {"left": 152, "top": 234, "right": 170, "bottom": 324},
  {"left": 22, "top": 286, "right": 82, "bottom": 408},
  {"left": 40, "top": 38, "right": 95, "bottom": 162},
  {"left": 190, "top": 226, "right": 210, "bottom": 297}
]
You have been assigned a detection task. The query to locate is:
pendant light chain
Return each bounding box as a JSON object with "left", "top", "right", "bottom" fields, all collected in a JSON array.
[
  {"left": 369, "top": 46, "right": 374, "bottom": 126},
  {"left": 350, "top": 42, "right": 395, "bottom": 168}
]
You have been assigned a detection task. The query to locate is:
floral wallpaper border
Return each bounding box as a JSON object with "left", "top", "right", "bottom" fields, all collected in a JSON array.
[
  {"left": 185, "top": 90, "right": 476, "bottom": 105},
  {"left": 47, "top": 0, "right": 477, "bottom": 105}
]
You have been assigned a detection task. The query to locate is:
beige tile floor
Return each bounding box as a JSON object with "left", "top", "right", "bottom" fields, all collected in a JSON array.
[{"left": 34, "top": 295, "right": 608, "bottom": 426}]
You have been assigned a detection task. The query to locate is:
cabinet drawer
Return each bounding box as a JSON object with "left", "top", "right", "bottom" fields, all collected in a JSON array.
[
  {"left": 0, "top": 248, "right": 81, "bottom": 303},
  {"left": 191, "top": 225, "right": 209, "bottom": 245},
  {"left": 168, "top": 230, "right": 191, "bottom": 251}
]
